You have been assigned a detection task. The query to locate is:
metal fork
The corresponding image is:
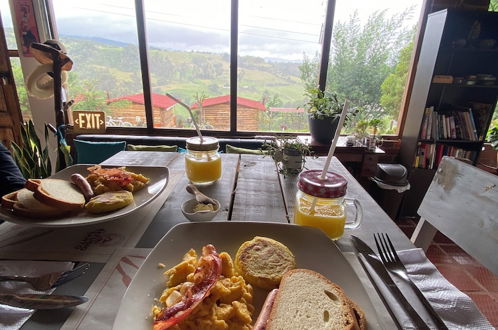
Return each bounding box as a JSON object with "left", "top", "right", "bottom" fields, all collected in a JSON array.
[
  {"left": 374, "top": 233, "right": 448, "bottom": 330},
  {"left": 0, "top": 263, "right": 90, "bottom": 291}
]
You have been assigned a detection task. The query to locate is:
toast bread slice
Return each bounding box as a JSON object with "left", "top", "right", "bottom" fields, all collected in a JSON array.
[
  {"left": 266, "top": 269, "right": 363, "bottom": 330},
  {"left": 1, "top": 188, "right": 69, "bottom": 218},
  {"left": 26, "top": 179, "right": 85, "bottom": 210}
]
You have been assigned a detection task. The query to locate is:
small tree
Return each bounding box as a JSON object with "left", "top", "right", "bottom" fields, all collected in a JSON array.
[
  {"left": 380, "top": 41, "right": 414, "bottom": 117},
  {"left": 193, "top": 92, "right": 208, "bottom": 128},
  {"left": 261, "top": 90, "right": 282, "bottom": 131}
]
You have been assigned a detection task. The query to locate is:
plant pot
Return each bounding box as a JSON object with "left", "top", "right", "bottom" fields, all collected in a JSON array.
[
  {"left": 308, "top": 115, "right": 339, "bottom": 145},
  {"left": 282, "top": 148, "right": 304, "bottom": 174}
]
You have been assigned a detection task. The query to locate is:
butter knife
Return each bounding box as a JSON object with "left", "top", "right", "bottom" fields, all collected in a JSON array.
[
  {"left": 351, "top": 235, "right": 430, "bottom": 330},
  {"left": 0, "top": 293, "right": 88, "bottom": 309}
]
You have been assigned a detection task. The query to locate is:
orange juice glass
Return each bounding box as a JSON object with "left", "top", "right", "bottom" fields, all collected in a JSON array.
[
  {"left": 294, "top": 170, "right": 362, "bottom": 240},
  {"left": 185, "top": 136, "right": 222, "bottom": 185}
]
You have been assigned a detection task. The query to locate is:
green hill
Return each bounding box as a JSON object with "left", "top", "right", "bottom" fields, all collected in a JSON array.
[{"left": 58, "top": 35, "right": 306, "bottom": 107}]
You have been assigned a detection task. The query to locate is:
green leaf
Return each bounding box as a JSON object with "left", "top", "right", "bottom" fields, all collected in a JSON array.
[
  {"left": 11, "top": 142, "right": 29, "bottom": 179},
  {"left": 28, "top": 120, "right": 43, "bottom": 151}
]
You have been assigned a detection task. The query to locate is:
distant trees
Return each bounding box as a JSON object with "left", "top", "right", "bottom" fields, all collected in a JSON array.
[
  {"left": 300, "top": 9, "right": 416, "bottom": 132},
  {"left": 11, "top": 61, "right": 29, "bottom": 113},
  {"left": 380, "top": 41, "right": 414, "bottom": 117}
]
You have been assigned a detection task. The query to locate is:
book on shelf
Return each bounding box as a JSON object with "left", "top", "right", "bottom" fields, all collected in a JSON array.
[
  {"left": 413, "top": 142, "right": 478, "bottom": 169},
  {"left": 420, "top": 107, "right": 431, "bottom": 140},
  {"left": 418, "top": 104, "right": 490, "bottom": 141}
]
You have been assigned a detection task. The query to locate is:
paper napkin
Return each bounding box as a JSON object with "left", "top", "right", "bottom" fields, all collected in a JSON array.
[
  {"left": 0, "top": 260, "right": 74, "bottom": 330},
  {"left": 398, "top": 248, "right": 493, "bottom": 330}
]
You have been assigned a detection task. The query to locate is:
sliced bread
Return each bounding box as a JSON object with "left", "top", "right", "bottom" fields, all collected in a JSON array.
[
  {"left": 266, "top": 269, "right": 362, "bottom": 330},
  {"left": 1, "top": 188, "right": 69, "bottom": 218},
  {"left": 347, "top": 297, "right": 367, "bottom": 330},
  {"left": 26, "top": 178, "right": 85, "bottom": 210}
]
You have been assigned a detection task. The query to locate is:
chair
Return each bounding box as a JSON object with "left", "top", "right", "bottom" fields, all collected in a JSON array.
[{"left": 411, "top": 156, "right": 498, "bottom": 275}]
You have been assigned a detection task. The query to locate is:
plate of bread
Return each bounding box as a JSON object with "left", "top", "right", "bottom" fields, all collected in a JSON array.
[
  {"left": 0, "top": 164, "right": 169, "bottom": 227},
  {"left": 114, "top": 222, "right": 388, "bottom": 330}
]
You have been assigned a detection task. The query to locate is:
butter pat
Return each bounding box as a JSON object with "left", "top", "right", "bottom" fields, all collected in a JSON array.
[{"left": 193, "top": 203, "right": 215, "bottom": 212}]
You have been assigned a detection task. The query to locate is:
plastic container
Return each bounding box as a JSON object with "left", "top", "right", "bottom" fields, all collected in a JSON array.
[
  {"left": 294, "top": 170, "right": 362, "bottom": 240},
  {"left": 185, "top": 136, "right": 222, "bottom": 185}
]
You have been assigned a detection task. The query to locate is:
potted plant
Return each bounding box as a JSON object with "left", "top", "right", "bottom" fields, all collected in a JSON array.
[
  {"left": 264, "top": 136, "right": 312, "bottom": 176},
  {"left": 368, "top": 118, "right": 383, "bottom": 151},
  {"left": 353, "top": 120, "right": 370, "bottom": 143},
  {"left": 304, "top": 87, "right": 343, "bottom": 144}
]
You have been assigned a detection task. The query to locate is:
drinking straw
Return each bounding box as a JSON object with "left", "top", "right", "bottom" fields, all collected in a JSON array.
[
  {"left": 166, "top": 93, "right": 203, "bottom": 142},
  {"left": 320, "top": 100, "right": 349, "bottom": 179},
  {"left": 309, "top": 100, "right": 349, "bottom": 214}
]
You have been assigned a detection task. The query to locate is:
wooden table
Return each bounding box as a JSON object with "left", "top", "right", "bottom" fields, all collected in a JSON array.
[
  {"left": 102, "top": 151, "right": 411, "bottom": 251},
  {"left": 21, "top": 151, "right": 413, "bottom": 329}
]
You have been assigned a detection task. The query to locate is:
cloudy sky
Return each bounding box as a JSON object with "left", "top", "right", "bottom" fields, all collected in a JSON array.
[{"left": 2, "top": 0, "right": 422, "bottom": 61}]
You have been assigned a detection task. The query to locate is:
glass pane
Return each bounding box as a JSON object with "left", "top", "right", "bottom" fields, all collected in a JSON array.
[
  {"left": 52, "top": 0, "right": 145, "bottom": 127},
  {"left": 0, "top": 0, "right": 17, "bottom": 49},
  {"left": 10, "top": 57, "right": 32, "bottom": 121},
  {"left": 238, "top": 0, "right": 324, "bottom": 132},
  {"left": 144, "top": 0, "right": 230, "bottom": 130},
  {"left": 329, "top": 0, "right": 423, "bottom": 135}
]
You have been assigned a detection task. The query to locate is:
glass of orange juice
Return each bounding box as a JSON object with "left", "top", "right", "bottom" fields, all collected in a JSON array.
[
  {"left": 293, "top": 170, "right": 362, "bottom": 240},
  {"left": 185, "top": 136, "right": 222, "bottom": 185}
]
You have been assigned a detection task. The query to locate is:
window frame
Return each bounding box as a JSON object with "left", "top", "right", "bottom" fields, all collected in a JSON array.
[{"left": 42, "top": 0, "right": 421, "bottom": 138}]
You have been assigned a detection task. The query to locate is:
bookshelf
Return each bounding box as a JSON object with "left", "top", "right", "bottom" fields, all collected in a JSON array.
[{"left": 399, "top": 9, "right": 498, "bottom": 217}]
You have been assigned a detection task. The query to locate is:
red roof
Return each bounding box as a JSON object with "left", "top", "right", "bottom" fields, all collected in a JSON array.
[
  {"left": 191, "top": 95, "right": 265, "bottom": 111},
  {"left": 107, "top": 93, "right": 177, "bottom": 109},
  {"left": 269, "top": 107, "right": 305, "bottom": 113}
]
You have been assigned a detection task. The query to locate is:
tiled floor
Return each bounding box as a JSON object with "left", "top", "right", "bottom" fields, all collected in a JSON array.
[{"left": 397, "top": 218, "right": 498, "bottom": 328}]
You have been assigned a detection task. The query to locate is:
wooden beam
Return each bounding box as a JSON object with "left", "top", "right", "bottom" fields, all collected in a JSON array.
[
  {"left": 134, "top": 0, "right": 154, "bottom": 130},
  {"left": 230, "top": 0, "right": 238, "bottom": 134},
  {"left": 318, "top": 0, "right": 336, "bottom": 91}
]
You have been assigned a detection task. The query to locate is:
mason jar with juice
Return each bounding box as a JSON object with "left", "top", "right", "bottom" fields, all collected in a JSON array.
[
  {"left": 294, "top": 170, "right": 362, "bottom": 240},
  {"left": 185, "top": 136, "right": 222, "bottom": 185}
]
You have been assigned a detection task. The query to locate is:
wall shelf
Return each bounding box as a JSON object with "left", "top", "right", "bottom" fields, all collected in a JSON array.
[{"left": 399, "top": 9, "right": 498, "bottom": 217}]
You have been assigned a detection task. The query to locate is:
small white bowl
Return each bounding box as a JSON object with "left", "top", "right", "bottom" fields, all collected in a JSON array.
[{"left": 181, "top": 198, "right": 221, "bottom": 222}]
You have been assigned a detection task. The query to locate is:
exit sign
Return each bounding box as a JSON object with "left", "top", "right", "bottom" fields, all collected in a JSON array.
[{"left": 72, "top": 111, "right": 106, "bottom": 133}]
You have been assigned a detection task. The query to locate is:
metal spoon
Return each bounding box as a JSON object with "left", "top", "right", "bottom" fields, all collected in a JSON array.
[{"left": 186, "top": 184, "right": 217, "bottom": 205}]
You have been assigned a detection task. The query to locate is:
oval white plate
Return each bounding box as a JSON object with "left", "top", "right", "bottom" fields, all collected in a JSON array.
[
  {"left": 0, "top": 164, "right": 169, "bottom": 227},
  {"left": 113, "top": 221, "right": 384, "bottom": 329}
]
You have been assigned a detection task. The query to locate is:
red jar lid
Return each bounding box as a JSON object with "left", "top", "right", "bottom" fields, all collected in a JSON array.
[{"left": 297, "top": 170, "right": 347, "bottom": 198}]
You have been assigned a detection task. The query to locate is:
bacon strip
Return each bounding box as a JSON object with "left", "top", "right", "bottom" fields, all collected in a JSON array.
[{"left": 153, "top": 244, "right": 222, "bottom": 330}]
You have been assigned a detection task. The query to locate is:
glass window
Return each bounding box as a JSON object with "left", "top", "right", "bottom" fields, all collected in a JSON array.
[
  {"left": 0, "top": 0, "right": 17, "bottom": 49},
  {"left": 51, "top": 0, "right": 145, "bottom": 127},
  {"left": 144, "top": 0, "right": 230, "bottom": 130},
  {"left": 238, "top": 0, "right": 325, "bottom": 132},
  {"left": 10, "top": 57, "right": 32, "bottom": 121},
  {"left": 323, "top": 0, "right": 423, "bottom": 135}
]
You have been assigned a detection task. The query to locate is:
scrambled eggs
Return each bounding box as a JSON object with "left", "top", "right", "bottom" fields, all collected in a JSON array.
[{"left": 152, "top": 249, "right": 254, "bottom": 330}]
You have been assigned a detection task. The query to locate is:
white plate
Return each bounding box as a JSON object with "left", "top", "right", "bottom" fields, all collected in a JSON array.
[
  {"left": 0, "top": 165, "right": 169, "bottom": 227},
  {"left": 113, "top": 221, "right": 385, "bottom": 329}
]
